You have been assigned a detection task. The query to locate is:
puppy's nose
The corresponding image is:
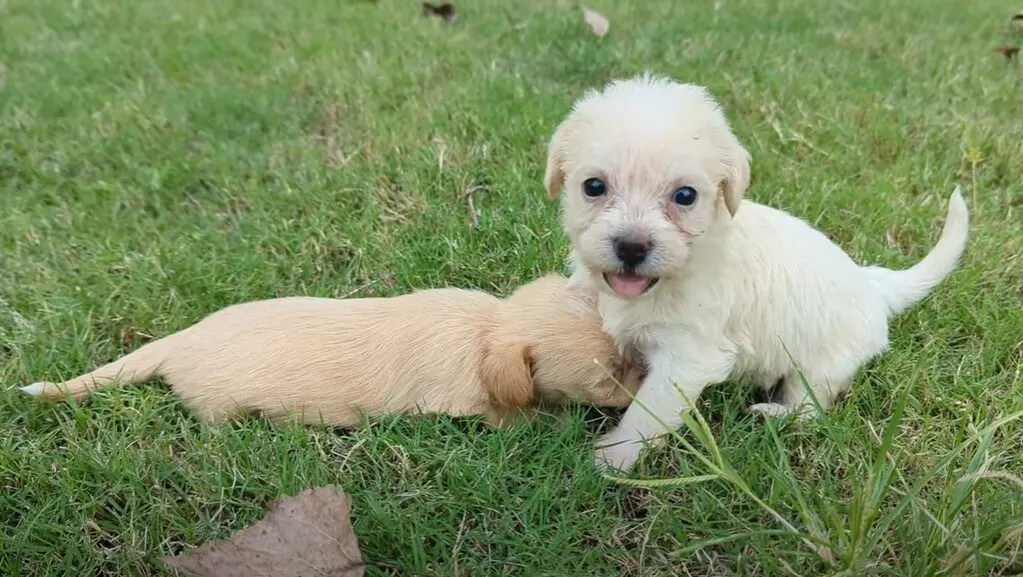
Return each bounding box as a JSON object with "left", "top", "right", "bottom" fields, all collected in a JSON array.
[{"left": 613, "top": 236, "right": 651, "bottom": 268}]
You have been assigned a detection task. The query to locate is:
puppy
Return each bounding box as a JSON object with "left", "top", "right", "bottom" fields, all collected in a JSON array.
[
  {"left": 544, "top": 74, "right": 969, "bottom": 471},
  {"left": 20, "top": 274, "right": 643, "bottom": 426}
]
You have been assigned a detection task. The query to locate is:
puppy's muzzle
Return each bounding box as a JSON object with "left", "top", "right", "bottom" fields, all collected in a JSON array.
[{"left": 603, "top": 234, "right": 660, "bottom": 298}]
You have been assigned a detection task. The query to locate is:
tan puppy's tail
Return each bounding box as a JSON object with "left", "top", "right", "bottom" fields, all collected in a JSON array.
[
  {"left": 866, "top": 186, "right": 969, "bottom": 315},
  {"left": 19, "top": 335, "right": 177, "bottom": 401}
]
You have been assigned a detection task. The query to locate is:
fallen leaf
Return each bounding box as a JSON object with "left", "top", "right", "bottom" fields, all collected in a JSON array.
[
  {"left": 422, "top": 2, "right": 457, "bottom": 24},
  {"left": 162, "top": 485, "right": 364, "bottom": 577},
  {"left": 582, "top": 7, "right": 609, "bottom": 39},
  {"left": 995, "top": 43, "right": 1020, "bottom": 61}
]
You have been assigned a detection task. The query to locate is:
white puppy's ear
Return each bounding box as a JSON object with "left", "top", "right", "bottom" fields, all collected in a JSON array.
[
  {"left": 544, "top": 121, "right": 571, "bottom": 199},
  {"left": 720, "top": 141, "right": 751, "bottom": 217}
]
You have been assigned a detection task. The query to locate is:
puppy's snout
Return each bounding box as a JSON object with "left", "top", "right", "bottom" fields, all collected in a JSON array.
[{"left": 613, "top": 236, "right": 652, "bottom": 269}]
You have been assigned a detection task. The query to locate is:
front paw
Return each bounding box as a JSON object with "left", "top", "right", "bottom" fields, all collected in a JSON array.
[{"left": 594, "top": 432, "right": 643, "bottom": 472}]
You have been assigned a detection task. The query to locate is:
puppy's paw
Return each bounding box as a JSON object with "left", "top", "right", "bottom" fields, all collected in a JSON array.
[
  {"left": 746, "top": 402, "right": 792, "bottom": 418},
  {"left": 748, "top": 402, "right": 820, "bottom": 422},
  {"left": 594, "top": 432, "right": 643, "bottom": 472}
]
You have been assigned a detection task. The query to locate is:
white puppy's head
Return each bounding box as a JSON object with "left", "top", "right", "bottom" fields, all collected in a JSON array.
[{"left": 545, "top": 74, "right": 750, "bottom": 299}]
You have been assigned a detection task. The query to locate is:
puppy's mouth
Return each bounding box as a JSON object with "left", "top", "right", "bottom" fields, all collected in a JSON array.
[{"left": 602, "top": 272, "right": 659, "bottom": 298}]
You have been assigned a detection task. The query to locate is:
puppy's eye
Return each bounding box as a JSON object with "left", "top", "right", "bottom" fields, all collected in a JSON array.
[
  {"left": 672, "top": 186, "right": 697, "bottom": 206},
  {"left": 583, "top": 178, "right": 607, "bottom": 198}
]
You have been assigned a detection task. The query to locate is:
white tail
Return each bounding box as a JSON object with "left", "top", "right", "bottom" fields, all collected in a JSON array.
[
  {"left": 19, "top": 335, "right": 176, "bottom": 401},
  {"left": 866, "top": 186, "right": 969, "bottom": 315}
]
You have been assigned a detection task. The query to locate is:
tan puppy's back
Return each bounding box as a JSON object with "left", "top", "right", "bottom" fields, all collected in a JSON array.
[
  {"left": 28, "top": 289, "right": 505, "bottom": 425},
  {"left": 168, "top": 290, "right": 500, "bottom": 422}
]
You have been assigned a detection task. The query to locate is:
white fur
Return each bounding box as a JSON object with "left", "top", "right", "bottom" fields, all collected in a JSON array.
[{"left": 545, "top": 74, "right": 970, "bottom": 471}]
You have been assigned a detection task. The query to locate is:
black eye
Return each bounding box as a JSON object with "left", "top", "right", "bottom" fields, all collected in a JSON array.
[
  {"left": 583, "top": 178, "right": 606, "bottom": 198},
  {"left": 672, "top": 186, "right": 697, "bottom": 206}
]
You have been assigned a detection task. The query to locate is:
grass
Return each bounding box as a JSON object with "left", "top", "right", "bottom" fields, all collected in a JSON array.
[{"left": 1, "top": 0, "right": 1022, "bottom": 574}]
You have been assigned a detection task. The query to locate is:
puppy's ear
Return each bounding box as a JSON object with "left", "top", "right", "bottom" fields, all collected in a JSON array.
[
  {"left": 480, "top": 342, "right": 534, "bottom": 409},
  {"left": 720, "top": 142, "right": 751, "bottom": 217},
  {"left": 544, "top": 121, "right": 571, "bottom": 199}
]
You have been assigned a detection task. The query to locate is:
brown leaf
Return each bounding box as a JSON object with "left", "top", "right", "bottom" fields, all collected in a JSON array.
[
  {"left": 162, "top": 485, "right": 364, "bottom": 577},
  {"left": 422, "top": 2, "right": 457, "bottom": 23},
  {"left": 995, "top": 43, "right": 1020, "bottom": 60},
  {"left": 582, "top": 7, "right": 610, "bottom": 39}
]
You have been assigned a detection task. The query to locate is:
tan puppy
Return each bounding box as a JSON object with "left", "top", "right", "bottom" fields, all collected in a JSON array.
[{"left": 20, "top": 275, "right": 643, "bottom": 426}]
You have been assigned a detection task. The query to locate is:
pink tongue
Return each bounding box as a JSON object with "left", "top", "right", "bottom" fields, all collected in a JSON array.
[{"left": 606, "top": 273, "right": 650, "bottom": 297}]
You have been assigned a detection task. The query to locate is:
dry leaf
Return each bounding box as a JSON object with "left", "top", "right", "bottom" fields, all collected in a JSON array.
[
  {"left": 995, "top": 42, "right": 1020, "bottom": 61},
  {"left": 162, "top": 485, "right": 363, "bottom": 577},
  {"left": 422, "top": 2, "right": 457, "bottom": 24},
  {"left": 582, "top": 7, "right": 609, "bottom": 39}
]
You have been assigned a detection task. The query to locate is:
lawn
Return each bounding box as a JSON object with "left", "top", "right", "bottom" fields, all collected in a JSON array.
[{"left": 2, "top": 0, "right": 1022, "bottom": 574}]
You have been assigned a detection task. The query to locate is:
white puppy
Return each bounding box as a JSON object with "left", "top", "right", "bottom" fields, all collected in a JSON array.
[{"left": 544, "top": 74, "right": 969, "bottom": 471}]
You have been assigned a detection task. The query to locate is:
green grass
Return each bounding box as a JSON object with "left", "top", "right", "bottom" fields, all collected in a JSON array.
[{"left": 2, "top": 0, "right": 1022, "bottom": 574}]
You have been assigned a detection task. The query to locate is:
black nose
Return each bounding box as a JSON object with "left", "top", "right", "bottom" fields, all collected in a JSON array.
[{"left": 613, "top": 237, "right": 651, "bottom": 268}]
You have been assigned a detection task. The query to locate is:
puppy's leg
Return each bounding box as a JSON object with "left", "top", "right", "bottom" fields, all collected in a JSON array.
[
  {"left": 747, "top": 360, "right": 857, "bottom": 419},
  {"left": 595, "top": 345, "right": 734, "bottom": 471}
]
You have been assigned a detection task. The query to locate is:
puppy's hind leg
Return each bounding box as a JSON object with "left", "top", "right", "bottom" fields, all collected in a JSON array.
[
  {"left": 746, "top": 375, "right": 791, "bottom": 417},
  {"left": 747, "top": 361, "right": 857, "bottom": 420}
]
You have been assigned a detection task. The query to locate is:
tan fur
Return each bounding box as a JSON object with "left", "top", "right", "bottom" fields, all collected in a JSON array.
[
  {"left": 492, "top": 274, "right": 644, "bottom": 408},
  {"left": 24, "top": 275, "right": 643, "bottom": 426}
]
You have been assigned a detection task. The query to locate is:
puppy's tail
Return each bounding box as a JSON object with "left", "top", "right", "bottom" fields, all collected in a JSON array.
[
  {"left": 19, "top": 334, "right": 177, "bottom": 402},
  {"left": 865, "top": 186, "right": 969, "bottom": 315}
]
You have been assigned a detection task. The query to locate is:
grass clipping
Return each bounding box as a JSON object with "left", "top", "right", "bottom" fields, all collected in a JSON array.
[{"left": 162, "top": 485, "right": 364, "bottom": 577}]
